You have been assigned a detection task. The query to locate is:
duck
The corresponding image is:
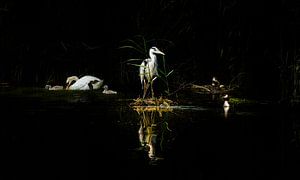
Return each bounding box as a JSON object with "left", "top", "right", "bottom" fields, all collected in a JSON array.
[
  {"left": 66, "top": 75, "right": 103, "bottom": 90},
  {"left": 222, "top": 94, "right": 230, "bottom": 118},
  {"left": 223, "top": 94, "right": 230, "bottom": 107},
  {"left": 212, "top": 76, "right": 220, "bottom": 87}
]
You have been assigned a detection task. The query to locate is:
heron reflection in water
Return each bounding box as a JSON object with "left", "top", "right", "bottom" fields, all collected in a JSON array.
[
  {"left": 138, "top": 122, "right": 158, "bottom": 160},
  {"left": 134, "top": 106, "right": 173, "bottom": 164}
]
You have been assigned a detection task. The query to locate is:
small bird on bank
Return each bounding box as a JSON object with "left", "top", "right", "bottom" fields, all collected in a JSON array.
[
  {"left": 212, "top": 77, "right": 220, "bottom": 87},
  {"left": 223, "top": 94, "right": 230, "bottom": 107}
]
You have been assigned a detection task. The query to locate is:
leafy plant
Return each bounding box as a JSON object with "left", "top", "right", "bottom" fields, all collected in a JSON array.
[{"left": 157, "top": 56, "right": 174, "bottom": 96}]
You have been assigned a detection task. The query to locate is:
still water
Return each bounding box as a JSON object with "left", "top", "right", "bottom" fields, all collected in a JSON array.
[{"left": 1, "top": 88, "right": 298, "bottom": 179}]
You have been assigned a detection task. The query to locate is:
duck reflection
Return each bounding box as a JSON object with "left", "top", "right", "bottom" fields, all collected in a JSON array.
[
  {"left": 133, "top": 106, "right": 173, "bottom": 164},
  {"left": 223, "top": 106, "right": 229, "bottom": 119}
]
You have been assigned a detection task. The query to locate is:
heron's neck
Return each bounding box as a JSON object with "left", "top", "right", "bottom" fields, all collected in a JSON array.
[{"left": 149, "top": 53, "right": 157, "bottom": 62}]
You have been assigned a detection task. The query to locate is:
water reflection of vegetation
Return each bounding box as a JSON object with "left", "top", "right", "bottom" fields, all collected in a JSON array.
[{"left": 133, "top": 106, "right": 173, "bottom": 165}]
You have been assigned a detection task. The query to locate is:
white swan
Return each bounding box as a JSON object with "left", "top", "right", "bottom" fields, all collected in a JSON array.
[{"left": 66, "top": 75, "right": 103, "bottom": 90}]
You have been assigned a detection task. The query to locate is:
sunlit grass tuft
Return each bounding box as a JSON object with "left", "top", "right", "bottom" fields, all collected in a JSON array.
[{"left": 130, "top": 96, "right": 177, "bottom": 107}]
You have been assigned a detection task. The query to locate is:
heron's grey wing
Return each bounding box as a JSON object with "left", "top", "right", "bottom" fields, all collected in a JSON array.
[{"left": 140, "top": 61, "right": 146, "bottom": 89}]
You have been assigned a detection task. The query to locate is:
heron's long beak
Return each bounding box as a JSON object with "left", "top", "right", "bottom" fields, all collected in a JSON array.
[{"left": 157, "top": 50, "right": 165, "bottom": 56}]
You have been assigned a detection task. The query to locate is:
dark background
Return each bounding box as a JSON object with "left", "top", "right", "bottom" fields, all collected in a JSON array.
[
  {"left": 0, "top": 0, "right": 299, "bottom": 100},
  {"left": 1, "top": 1, "right": 300, "bottom": 179}
]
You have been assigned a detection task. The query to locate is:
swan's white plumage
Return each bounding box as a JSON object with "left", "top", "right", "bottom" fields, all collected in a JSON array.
[{"left": 66, "top": 75, "right": 103, "bottom": 90}]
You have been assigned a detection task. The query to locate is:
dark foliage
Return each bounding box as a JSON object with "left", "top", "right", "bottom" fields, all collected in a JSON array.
[{"left": 0, "top": 0, "right": 300, "bottom": 100}]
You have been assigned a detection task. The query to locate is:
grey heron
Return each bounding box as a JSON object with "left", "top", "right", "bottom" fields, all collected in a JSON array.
[
  {"left": 139, "top": 47, "right": 165, "bottom": 97},
  {"left": 66, "top": 75, "right": 103, "bottom": 90}
]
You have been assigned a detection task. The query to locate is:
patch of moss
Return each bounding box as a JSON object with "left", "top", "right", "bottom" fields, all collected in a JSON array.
[{"left": 229, "top": 97, "right": 257, "bottom": 105}]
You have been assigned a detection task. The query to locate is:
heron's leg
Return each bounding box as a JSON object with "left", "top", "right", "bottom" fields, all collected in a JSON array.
[
  {"left": 150, "top": 83, "right": 155, "bottom": 98},
  {"left": 150, "top": 77, "right": 157, "bottom": 98},
  {"left": 143, "top": 81, "right": 150, "bottom": 99},
  {"left": 142, "top": 80, "right": 147, "bottom": 99}
]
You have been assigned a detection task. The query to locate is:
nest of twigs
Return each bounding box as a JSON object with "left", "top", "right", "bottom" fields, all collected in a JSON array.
[
  {"left": 132, "top": 105, "right": 174, "bottom": 116},
  {"left": 190, "top": 84, "right": 232, "bottom": 94},
  {"left": 130, "top": 96, "right": 177, "bottom": 107}
]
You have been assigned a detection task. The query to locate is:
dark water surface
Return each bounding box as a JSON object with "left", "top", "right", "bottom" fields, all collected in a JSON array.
[{"left": 1, "top": 88, "right": 299, "bottom": 179}]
